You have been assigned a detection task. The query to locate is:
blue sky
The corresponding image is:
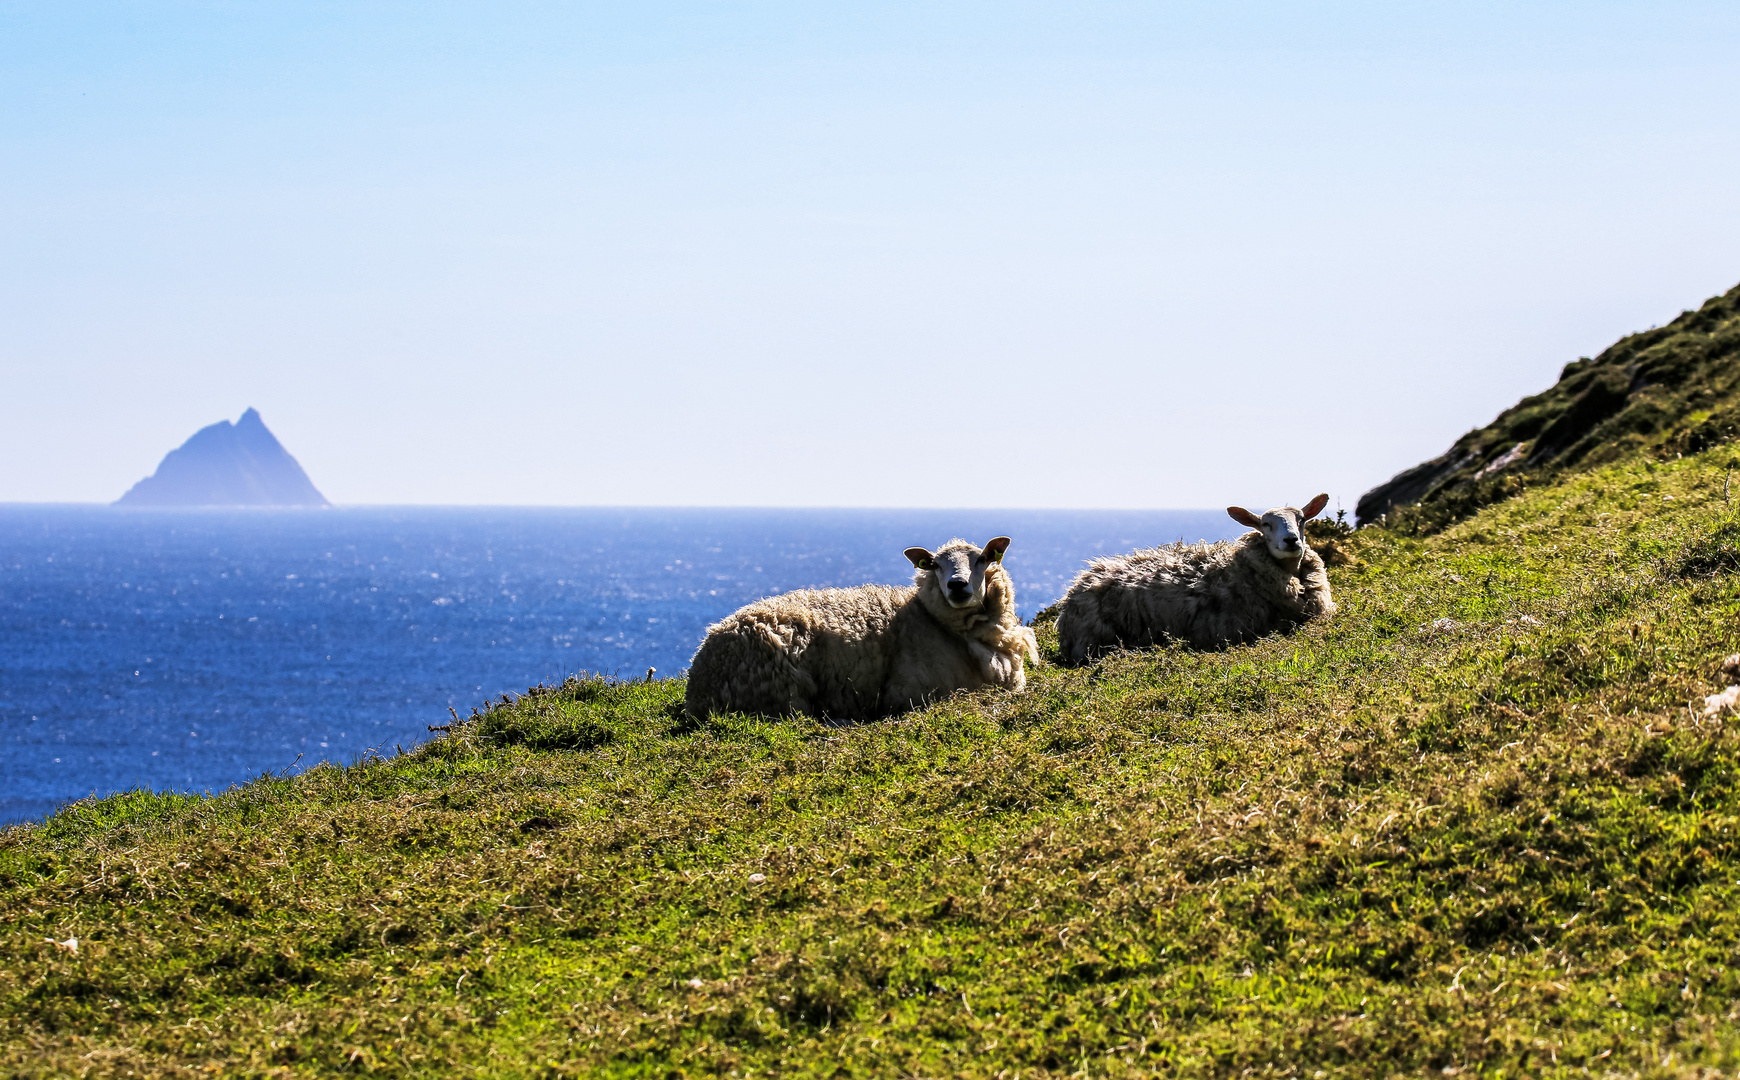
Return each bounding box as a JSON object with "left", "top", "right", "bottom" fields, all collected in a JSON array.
[{"left": 3, "top": 2, "right": 1738, "bottom": 507}]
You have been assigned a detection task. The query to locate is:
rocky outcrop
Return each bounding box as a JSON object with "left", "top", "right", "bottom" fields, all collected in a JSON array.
[
  {"left": 115, "top": 408, "right": 330, "bottom": 507},
  {"left": 1357, "top": 281, "right": 1740, "bottom": 529},
  {"left": 1354, "top": 450, "right": 1473, "bottom": 526}
]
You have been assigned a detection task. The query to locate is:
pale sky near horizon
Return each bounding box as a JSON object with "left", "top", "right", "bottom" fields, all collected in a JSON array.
[{"left": 3, "top": 2, "right": 1738, "bottom": 509}]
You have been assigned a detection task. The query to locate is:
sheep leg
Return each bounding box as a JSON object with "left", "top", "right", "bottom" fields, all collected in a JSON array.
[{"left": 966, "top": 638, "right": 1027, "bottom": 691}]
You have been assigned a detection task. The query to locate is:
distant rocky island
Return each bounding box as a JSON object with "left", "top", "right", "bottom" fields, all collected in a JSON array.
[{"left": 114, "top": 408, "right": 330, "bottom": 507}]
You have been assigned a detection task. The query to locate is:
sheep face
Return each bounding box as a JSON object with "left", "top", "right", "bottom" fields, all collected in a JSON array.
[
  {"left": 904, "top": 537, "right": 1010, "bottom": 609},
  {"left": 1227, "top": 494, "right": 1330, "bottom": 567}
]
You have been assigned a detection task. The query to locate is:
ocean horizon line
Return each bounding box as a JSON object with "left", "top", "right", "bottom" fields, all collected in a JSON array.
[{"left": 0, "top": 502, "right": 1233, "bottom": 513}]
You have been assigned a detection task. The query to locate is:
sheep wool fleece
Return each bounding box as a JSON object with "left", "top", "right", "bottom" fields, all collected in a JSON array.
[
  {"left": 1055, "top": 531, "right": 1335, "bottom": 661},
  {"left": 685, "top": 541, "right": 1035, "bottom": 722}
]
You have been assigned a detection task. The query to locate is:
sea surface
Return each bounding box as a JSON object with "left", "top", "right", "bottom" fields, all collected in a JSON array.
[{"left": 0, "top": 506, "right": 1240, "bottom": 826}]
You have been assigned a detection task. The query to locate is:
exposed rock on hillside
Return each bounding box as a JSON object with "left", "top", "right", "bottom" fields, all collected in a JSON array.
[
  {"left": 1359, "top": 281, "right": 1740, "bottom": 530},
  {"left": 115, "top": 408, "right": 330, "bottom": 507}
]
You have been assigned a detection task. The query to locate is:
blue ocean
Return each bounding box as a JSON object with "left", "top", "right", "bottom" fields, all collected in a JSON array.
[{"left": 0, "top": 507, "right": 1240, "bottom": 826}]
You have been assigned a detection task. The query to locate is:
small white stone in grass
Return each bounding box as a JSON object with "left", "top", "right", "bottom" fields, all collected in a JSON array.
[
  {"left": 1515, "top": 615, "right": 1543, "bottom": 627},
  {"left": 1702, "top": 685, "right": 1740, "bottom": 717},
  {"left": 44, "top": 936, "right": 77, "bottom": 954},
  {"left": 687, "top": 978, "right": 705, "bottom": 989},
  {"left": 748, "top": 873, "right": 766, "bottom": 884}
]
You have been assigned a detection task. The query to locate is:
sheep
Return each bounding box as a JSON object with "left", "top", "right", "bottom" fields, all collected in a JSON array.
[
  {"left": 1054, "top": 494, "right": 1337, "bottom": 662},
  {"left": 684, "top": 537, "right": 1039, "bottom": 722}
]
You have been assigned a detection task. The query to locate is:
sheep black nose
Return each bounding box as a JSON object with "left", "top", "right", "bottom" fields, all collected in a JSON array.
[{"left": 947, "top": 580, "right": 970, "bottom": 593}]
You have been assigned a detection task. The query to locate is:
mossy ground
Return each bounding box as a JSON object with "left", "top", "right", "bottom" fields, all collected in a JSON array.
[{"left": 7, "top": 449, "right": 1740, "bottom": 1077}]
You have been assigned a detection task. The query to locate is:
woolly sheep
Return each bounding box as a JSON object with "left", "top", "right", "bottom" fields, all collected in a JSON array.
[
  {"left": 684, "top": 537, "right": 1039, "bottom": 722},
  {"left": 1054, "top": 494, "right": 1337, "bottom": 662}
]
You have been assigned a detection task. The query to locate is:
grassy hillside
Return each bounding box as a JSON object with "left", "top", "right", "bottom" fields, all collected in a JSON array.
[
  {"left": 6, "top": 444, "right": 1740, "bottom": 1076},
  {"left": 1358, "top": 280, "right": 1740, "bottom": 533}
]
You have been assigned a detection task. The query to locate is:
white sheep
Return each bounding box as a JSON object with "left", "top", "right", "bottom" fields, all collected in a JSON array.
[
  {"left": 685, "top": 537, "right": 1039, "bottom": 722},
  {"left": 1054, "top": 494, "right": 1337, "bottom": 662}
]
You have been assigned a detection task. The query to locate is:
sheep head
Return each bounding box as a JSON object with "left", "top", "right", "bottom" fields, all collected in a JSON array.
[
  {"left": 905, "top": 536, "right": 1010, "bottom": 610},
  {"left": 1227, "top": 494, "right": 1329, "bottom": 568}
]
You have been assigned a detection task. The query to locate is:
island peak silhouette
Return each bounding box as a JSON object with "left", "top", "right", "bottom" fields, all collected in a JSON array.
[{"left": 115, "top": 408, "right": 329, "bottom": 507}]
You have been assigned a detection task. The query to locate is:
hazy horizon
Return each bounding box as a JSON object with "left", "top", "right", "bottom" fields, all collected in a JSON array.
[
  {"left": 4, "top": 3, "right": 1738, "bottom": 511},
  {"left": 2, "top": 499, "right": 1246, "bottom": 511}
]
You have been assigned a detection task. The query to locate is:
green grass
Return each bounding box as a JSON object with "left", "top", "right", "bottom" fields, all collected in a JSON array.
[{"left": 8, "top": 449, "right": 1740, "bottom": 1076}]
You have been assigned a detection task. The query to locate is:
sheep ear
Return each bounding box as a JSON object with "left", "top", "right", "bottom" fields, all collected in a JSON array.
[
  {"left": 904, "top": 547, "right": 935, "bottom": 570},
  {"left": 1227, "top": 506, "right": 1263, "bottom": 528},
  {"left": 982, "top": 536, "right": 1011, "bottom": 563},
  {"left": 1301, "top": 493, "right": 1330, "bottom": 520}
]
